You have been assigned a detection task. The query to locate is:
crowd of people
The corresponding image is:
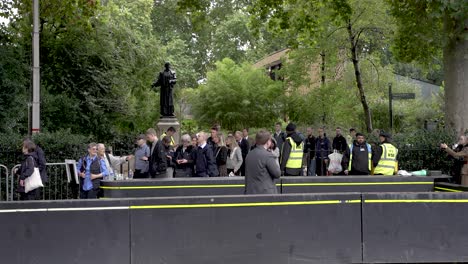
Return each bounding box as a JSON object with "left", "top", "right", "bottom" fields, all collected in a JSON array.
[{"left": 13, "top": 123, "right": 468, "bottom": 199}]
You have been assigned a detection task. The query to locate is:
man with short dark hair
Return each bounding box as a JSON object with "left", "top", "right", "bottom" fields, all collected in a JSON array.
[
  {"left": 347, "top": 128, "right": 357, "bottom": 145},
  {"left": 333, "top": 127, "right": 348, "bottom": 153},
  {"left": 207, "top": 125, "right": 219, "bottom": 153},
  {"left": 161, "top": 127, "right": 176, "bottom": 146},
  {"left": 280, "top": 123, "right": 304, "bottom": 176},
  {"left": 342, "top": 133, "right": 373, "bottom": 175},
  {"left": 243, "top": 128, "right": 254, "bottom": 149},
  {"left": 304, "top": 127, "right": 316, "bottom": 176},
  {"left": 373, "top": 131, "right": 398, "bottom": 175},
  {"left": 315, "top": 127, "right": 332, "bottom": 176},
  {"left": 146, "top": 128, "right": 167, "bottom": 178},
  {"left": 273, "top": 122, "right": 286, "bottom": 153},
  {"left": 245, "top": 130, "right": 281, "bottom": 194}
]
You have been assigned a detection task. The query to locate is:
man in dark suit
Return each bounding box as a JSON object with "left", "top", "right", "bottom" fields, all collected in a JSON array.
[
  {"left": 146, "top": 128, "right": 167, "bottom": 178},
  {"left": 235, "top": 130, "right": 249, "bottom": 175},
  {"left": 245, "top": 130, "right": 281, "bottom": 194},
  {"left": 192, "top": 131, "right": 218, "bottom": 177},
  {"left": 243, "top": 128, "right": 255, "bottom": 149}
]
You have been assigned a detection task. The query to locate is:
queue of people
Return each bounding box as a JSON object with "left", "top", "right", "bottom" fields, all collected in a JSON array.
[{"left": 13, "top": 123, "right": 468, "bottom": 200}]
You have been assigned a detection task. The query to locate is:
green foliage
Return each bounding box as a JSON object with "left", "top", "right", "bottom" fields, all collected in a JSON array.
[
  {"left": 190, "top": 58, "right": 283, "bottom": 130},
  {"left": 393, "top": 129, "right": 456, "bottom": 173},
  {"left": 387, "top": 0, "right": 467, "bottom": 64}
]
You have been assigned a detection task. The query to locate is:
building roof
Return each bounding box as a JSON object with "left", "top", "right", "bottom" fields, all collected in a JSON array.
[{"left": 253, "top": 48, "right": 290, "bottom": 69}]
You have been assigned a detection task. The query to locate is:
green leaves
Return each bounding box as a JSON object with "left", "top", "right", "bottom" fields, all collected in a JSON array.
[{"left": 190, "top": 58, "right": 283, "bottom": 130}]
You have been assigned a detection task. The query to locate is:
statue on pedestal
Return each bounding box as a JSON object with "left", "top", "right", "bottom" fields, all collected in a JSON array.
[{"left": 152, "top": 62, "right": 177, "bottom": 118}]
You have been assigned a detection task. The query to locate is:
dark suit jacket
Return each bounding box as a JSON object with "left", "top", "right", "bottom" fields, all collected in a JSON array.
[
  {"left": 245, "top": 146, "right": 281, "bottom": 194},
  {"left": 239, "top": 138, "right": 250, "bottom": 159},
  {"left": 148, "top": 140, "right": 167, "bottom": 176}
]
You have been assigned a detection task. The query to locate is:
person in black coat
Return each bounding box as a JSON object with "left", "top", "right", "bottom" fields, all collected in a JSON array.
[
  {"left": 192, "top": 132, "right": 218, "bottom": 177},
  {"left": 146, "top": 128, "right": 167, "bottom": 178},
  {"left": 175, "top": 134, "right": 195, "bottom": 177},
  {"left": 449, "top": 135, "right": 466, "bottom": 184},
  {"left": 315, "top": 127, "right": 332, "bottom": 176},
  {"left": 16, "top": 140, "right": 41, "bottom": 200},
  {"left": 332, "top": 127, "right": 348, "bottom": 153},
  {"left": 213, "top": 134, "right": 228, "bottom": 176},
  {"left": 235, "top": 130, "right": 250, "bottom": 175}
]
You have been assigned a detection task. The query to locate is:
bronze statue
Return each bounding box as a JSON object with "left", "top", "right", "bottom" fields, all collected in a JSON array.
[{"left": 152, "top": 62, "right": 177, "bottom": 117}]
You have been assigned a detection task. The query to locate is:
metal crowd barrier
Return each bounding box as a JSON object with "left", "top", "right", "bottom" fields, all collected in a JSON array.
[
  {"left": 9, "top": 162, "right": 78, "bottom": 201},
  {"left": 0, "top": 164, "right": 9, "bottom": 201}
]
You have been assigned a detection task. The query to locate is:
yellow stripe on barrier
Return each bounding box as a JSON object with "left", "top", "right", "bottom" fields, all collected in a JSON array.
[
  {"left": 434, "top": 186, "right": 463, "bottom": 192},
  {"left": 282, "top": 182, "right": 433, "bottom": 187},
  {"left": 101, "top": 181, "right": 433, "bottom": 190},
  {"left": 364, "top": 199, "right": 468, "bottom": 203},
  {"left": 130, "top": 199, "right": 362, "bottom": 209},
  {"left": 101, "top": 184, "right": 246, "bottom": 190}
]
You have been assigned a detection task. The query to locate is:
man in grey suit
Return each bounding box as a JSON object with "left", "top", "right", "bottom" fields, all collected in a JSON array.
[{"left": 245, "top": 130, "right": 282, "bottom": 194}]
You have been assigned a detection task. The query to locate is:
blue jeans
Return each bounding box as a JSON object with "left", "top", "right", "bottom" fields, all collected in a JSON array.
[{"left": 307, "top": 158, "right": 316, "bottom": 176}]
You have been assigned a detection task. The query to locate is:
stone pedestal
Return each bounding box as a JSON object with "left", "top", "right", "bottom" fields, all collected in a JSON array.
[{"left": 156, "top": 117, "right": 181, "bottom": 145}]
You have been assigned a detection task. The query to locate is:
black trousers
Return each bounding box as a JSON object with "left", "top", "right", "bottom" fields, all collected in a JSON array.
[
  {"left": 19, "top": 188, "right": 41, "bottom": 200},
  {"left": 316, "top": 158, "right": 328, "bottom": 176},
  {"left": 133, "top": 169, "right": 148, "bottom": 179}
]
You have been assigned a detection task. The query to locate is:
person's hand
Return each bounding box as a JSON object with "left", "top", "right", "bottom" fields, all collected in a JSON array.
[
  {"left": 440, "top": 143, "right": 448, "bottom": 150},
  {"left": 126, "top": 155, "right": 134, "bottom": 160},
  {"left": 167, "top": 155, "right": 172, "bottom": 160},
  {"left": 344, "top": 170, "right": 349, "bottom": 175},
  {"left": 141, "top": 156, "right": 148, "bottom": 161},
  {"left": 19, "top": 180, "right": 24, "bottom": 187},
  {"left": 79, "top": 172, "right": 86, "bottom": 178}
]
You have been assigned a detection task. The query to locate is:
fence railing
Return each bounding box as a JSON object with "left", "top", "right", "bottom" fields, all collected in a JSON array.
[
  {"left": 5, "top": 159, "right": 132, "bottom": 201},
  {"left": 9, "top": 162, "right": 79, "bottom": 201},
  {"left": 0, "top": 164, "right": 9, "bottom": 201}
]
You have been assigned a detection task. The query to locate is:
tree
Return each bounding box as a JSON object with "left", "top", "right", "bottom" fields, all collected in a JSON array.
[
  {"left": 387, "top": 0, "right": 468, "bottom": 134},
  {"left": 190, "top": 58, "right": 283, "bottom": 130},
  {"left": 249, "top": 0, "right": 394, "bottom": 132}
]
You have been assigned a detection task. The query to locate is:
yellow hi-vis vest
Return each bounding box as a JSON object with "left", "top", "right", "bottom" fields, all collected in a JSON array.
[
  {"left": 285, "top": 137, "right": 304, "bottom": 169},
  {"left": 348, "top": 143, "right": 372, "bottom": 172},
  {"left": 161, "top": 133, "right": 175, "bottom": 146},
  {"left": 373, "top": 143, "right": 398, "bottom": 175}
]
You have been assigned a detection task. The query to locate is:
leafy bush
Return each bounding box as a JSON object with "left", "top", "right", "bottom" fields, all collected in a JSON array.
[{"left": 392, "top": 129, "right": 456, "bottom": 173}]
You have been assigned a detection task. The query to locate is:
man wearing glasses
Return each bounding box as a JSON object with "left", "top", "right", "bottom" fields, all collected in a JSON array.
[{"left": 76, "top": 143, "right": 108, "bottom": 199}]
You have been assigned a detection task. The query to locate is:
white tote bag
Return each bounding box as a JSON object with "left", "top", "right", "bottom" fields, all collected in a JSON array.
[
  {"left": 327, "top": 150, "right": 343, "bottom": 174},
  {"left": 25, "top": 167, "right": 44, "bottom": 193}
]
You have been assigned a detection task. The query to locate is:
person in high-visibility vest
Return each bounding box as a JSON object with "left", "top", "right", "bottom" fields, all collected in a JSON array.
[
  {"left": 161, "top": 126, "right": 176, "bottom": 146},
  {"left": 280, "top": 123, "right": 304, "bottom": 176},
  {"left": 373, "top": 131, "right": 398, "bottom": 175},
  {"left": 342, "top": 133, "right": 373, "bottom": 175}
]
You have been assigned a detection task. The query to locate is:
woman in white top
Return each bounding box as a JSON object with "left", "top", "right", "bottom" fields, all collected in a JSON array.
[{"left": 226, "top": 135, "right": 243, "bottom": 176}]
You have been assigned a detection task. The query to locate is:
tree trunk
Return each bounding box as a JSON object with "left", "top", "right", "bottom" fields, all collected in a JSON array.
[
  {"left": 347, "top": 21, "right": 373, "bottom": 133},
  {"left": 443, "top": 31, "right": 468, "bottom": 135},
  {"left": 320, "top": 51, "right": 326, "bottom": 86}
]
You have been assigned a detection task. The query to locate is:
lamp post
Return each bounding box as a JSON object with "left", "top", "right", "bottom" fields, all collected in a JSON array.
[{"left": 31, "top": 0, "right": 40, "bottom": 134}]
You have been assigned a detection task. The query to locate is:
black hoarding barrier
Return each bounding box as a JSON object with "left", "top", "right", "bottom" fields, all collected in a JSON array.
[
  {"left": 0, "top": 199, "right": 131, "bottom": 264},
  {"left": 434, "top": 182, "right": 468, "bottom": 192},
  {"left": 281, "top": 176, "right": 435, "bottom": 194},
  {"left": 129, "top": 193, "right": 362, "bottom": 264},
  {"left": 101, "top": 177, "right": 248, "bottom": 198},
  {"left": 102, "top": 176, "right": 449, "bottom": 199},
  {"left": 361, "top": 192, "right": 468, "bottom": 263},
  {"left": 0, "top": 194, "right": 362, "bottom": 264}
]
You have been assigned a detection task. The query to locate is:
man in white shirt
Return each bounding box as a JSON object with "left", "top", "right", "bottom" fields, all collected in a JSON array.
[{"left": 97, "top": 143, "right": 133, "bottom": 180}]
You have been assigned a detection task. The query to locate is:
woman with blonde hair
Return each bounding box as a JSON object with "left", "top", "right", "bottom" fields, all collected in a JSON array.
[
  {"left": 213, "top": 133, "right": 228, "bottom": 176},
  {"left": 226, "top": 135, "right": 243, "bottom": 176}
]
